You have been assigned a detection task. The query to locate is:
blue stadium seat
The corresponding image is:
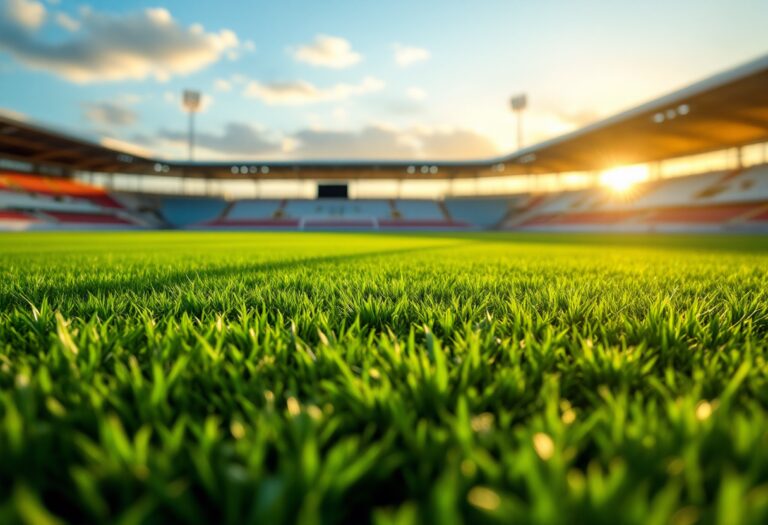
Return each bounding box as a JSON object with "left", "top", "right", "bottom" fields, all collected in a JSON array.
[
  {"left": 444, "top": 199, "right": 510, "bottom": 228},
  {"left": 161, "top": 197, "right": 227, "bottom": 227}
]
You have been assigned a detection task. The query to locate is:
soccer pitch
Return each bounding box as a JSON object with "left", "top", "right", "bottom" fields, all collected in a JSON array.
[{"left": 1, "top": 232, "right": 768, "bottom": 524}]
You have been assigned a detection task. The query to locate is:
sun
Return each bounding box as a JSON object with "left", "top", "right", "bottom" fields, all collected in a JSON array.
[{"left": 599, "top": 165, "right": 649, "bottom": 193}]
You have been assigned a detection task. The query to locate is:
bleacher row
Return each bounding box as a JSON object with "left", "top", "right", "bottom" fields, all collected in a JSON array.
[
  {"left": 0, "top": 173, "right": 148, "bottom": 230},
  {"left": 162, "top": 198, "right": 505, "bottom": 230},
  {"left": 507, "top": 164, "right": 768, "bottom": 231},
  {"left": 0, "top": 164, "right": 767, "bottom": 231}
]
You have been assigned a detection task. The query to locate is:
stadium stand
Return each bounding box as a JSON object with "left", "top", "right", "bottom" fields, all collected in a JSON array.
[
  {"left": 181, "top": 197, "right": 474, "bottom": 230},
  {"left": 2, "top": 56, "right": 767, "bottom": 233},
  {"left": 42, "top": 211, "right": 134, "bottom": 225},
  {"left": 644, "top": 203, "right": 759, "bottom": 224},
  {"left": 0, "top": 173, "right": 123, "bottom": 209},
  {"left": 695, "top": 165, "right": 768, "bottom": 204},
  {"left": 160, "top": 197, "right": 228, "bottom": 228},
  {"left": 0, "top": 210, "right": 39, "bottom": 230},
  {"left": 3, "top": 165, "right": 768, "bottom": 231},
  {"left": 375, "top": 199, "right": 466, "bottom": 229},
  {"left": 512, "top": 166, "right": 768, "bottom": 232},
  {"left": 749, "top": 207, "right": 768, "bottom": 222},
  {"left": 0, "top": 172, "right": 145, "bottom": 229},
  {"left": 393, "top": 200, "right": 444, "bottom": 220},
  {"left": 198, "top": 199, "right": 295, "bottom": 228},
  {"left": 284, "top": 199, "right": 392, "bottom": 228},
  {"left": 628, "top": 171, "right": 729, "bottom": 209},
  {"left": 444, "top": 198, "right": 511, "bottom": 228},
  {"left": 227, "top": 199, "right": 282, "bottom": 220}
]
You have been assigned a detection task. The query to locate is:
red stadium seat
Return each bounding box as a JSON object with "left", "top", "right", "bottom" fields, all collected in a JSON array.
[
  {"left": 645, "top": 203, "right": 759, "bottom": 223},
  {"left": 0, "top": 210, "right": 38, "bottom": 221},
  {"left": 748, "top": 208, "right": 768, "bottom": 222},
  {"left": 1, "top": 173, "right": 123, "bottom": 208},
  {"left": 521, "top": 210, "right": 636, "bottom": 226},
  {"left": 44, "top": 212, "right": 132, "bottom": 224}
]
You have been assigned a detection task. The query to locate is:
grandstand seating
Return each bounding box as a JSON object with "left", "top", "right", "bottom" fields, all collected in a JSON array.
[
  {"left": 522, "top": 210, "right": 638, "bottom": 227},
  {"left": 284, "top": 199, "right": 392, "bottom": 222},
  {"left": 644, "top": 203, "right": 758, "bottom": 223},
  {"left": 161, "top": 197, "right": 227, "bottom": 227},
  {"left": 0, "top": 211, "right": 40, "bottom": 231},
  {"left": 0, "top": 173, "right": 123, "bottom": 208},
  {"left": 444, "top": 198, "right": 510, "bottom": 228},
  {"left": 695, "top": 165, "right": 768, "bottom": 204},
  {"left": 513, "top": 167, "right": 768, "bottom": 232},
  {"left": 628, "top": 171, "right": 727, "bottom": 209},
  {"left": 0, "top": 172, "right": 145, "bottom": 230},
  {"left": 749, "top": 208, "right": 768, "bottom": 222},
  {"left": 227, "top": 200, "right": 282, "bottom": 220},
  {"left": 3, "top": 165, "right": 768, "bottom": 232},
  {"left": 194, "top": 198, "right": 471, "bottom": 229},
  {"left": 0, "top": 190, "right": 103, "bottom": 213},
  {"left": 42, "top": 212, "right": 134, "bottom": 225},
  {"left": 379, "top": 199, "right": 468, "bottom": 228},
  {"left": 201, "top": 199, "right": 293, "bottom": 228},
  {"left": 393, "top": 200, "right": 444, "bottom": 220}
]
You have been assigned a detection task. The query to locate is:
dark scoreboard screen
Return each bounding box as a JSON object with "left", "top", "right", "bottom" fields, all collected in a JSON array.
[{"left": 317, "top": 184, "right": 348, "bottom": 199}]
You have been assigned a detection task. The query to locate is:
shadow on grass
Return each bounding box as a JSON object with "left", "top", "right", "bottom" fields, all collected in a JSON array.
[{"left": 4, "top": 240, "right": 472, "bottom": 309}]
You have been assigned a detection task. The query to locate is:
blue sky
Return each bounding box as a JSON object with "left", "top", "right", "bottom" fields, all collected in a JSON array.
[{"left": 1, "top": 0, "right": 767, "bottom": 161}]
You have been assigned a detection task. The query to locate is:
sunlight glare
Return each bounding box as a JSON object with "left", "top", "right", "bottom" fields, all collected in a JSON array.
[{"left": 599, "top": 165, "right": 648, "bottom": 193}]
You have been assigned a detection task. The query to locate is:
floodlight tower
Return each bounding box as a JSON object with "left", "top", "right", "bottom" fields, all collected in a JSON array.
[
  {"left": 182, "top": 90, "right": 202, "bottom": 161},
  {"left": 510, "top": 93, "right": 527, "bottom": 150}
]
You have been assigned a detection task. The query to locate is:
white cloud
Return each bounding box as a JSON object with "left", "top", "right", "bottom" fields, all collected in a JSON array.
[
  {"left": 393, "top": 44, "right": 430, "bottom": 67},
  {"left": 244, "top": 76, "right": 384, "bottom": 105},
  {"left": 291, "top": 34, "right": 361, "bottom": 69},
  {"left": 0, "top": 107, "right": 27, "bottom": 121},
  {"left": 406, "top": 87, "right": 427, "bottom": 101},
  {"left": 55, "top": 12, "right": 79, "bottom": 31},
  {"left": 332, "top": 107, "right": 348, "bottom": 120},
  {"left": 230, "top": 73, "right": 247, "bottom": 85},
  {"left": 116, "top": 93, "right": 142, "bottom": 105},
  {"left": 243, "top": 40, "right": 256, "bottom": 52},
  {"left": 0, "top": 2, "right": 240, "bottom": 83},
  {"left": 4, "top": 0, "right": 46, "bottom": 30},
  {"left": 83, "top": 101, "right": 137, "bottom": 127},
  {"left": 214, "top": 78, "right": 231, "bottom": 92},
  {"left": 138, "top": 120, "right": 499, "bottom": 161},
  {"left": 292, "top": 124, "right": 498, "bottom": 160},
  {"left": 99, "top": 137, "right": 153, "bottom": 158},
  {"left": 158, "top": 122, "right": 279, "bottom": 156}
]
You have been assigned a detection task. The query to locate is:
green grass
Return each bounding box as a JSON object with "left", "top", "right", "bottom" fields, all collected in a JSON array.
[{"left": 1, "top": 232, "right": 768, "bottom": 525}]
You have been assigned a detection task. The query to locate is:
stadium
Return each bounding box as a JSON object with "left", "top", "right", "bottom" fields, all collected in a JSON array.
[
  {"left": 2, "top": 54, "right": 768, "bottom": 232},
  {"left": 1, "top": 0, "right": 768, "bottom": 523}
]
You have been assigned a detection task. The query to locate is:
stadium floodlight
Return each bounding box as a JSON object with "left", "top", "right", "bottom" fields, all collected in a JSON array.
[
  {"left": 510, "top": 93, "right": 528, "bottom": 150},
  {"left": 182, "top": 90, "right": 202, "bottom": 161}
]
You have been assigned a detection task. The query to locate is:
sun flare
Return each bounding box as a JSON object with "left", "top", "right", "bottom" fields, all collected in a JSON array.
[{"left": 599, "top": 165, "right": 649, "bottom": 193}]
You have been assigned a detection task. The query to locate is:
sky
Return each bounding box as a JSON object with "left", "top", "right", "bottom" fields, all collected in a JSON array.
[{"left": 1, "top": 0, "right": 767, "bottom": 162}]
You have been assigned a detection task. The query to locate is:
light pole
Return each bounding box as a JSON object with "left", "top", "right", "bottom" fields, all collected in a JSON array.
[
  {"left": 182, "top": 90, "right": 201, "bottom": 161},
  {"left": 510, "top": 93, "right": 527, "bottom": 151}
]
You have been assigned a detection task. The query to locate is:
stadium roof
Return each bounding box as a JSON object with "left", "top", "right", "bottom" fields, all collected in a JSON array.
[
  {"left": 505, "top": 53, "right": 768, "bottom": 174},
  {"left": 1, "top": 54, "right": 767, "bottom": 180}
]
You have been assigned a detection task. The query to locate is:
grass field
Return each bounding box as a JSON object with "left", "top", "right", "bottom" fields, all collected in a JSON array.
[{"left": 1, "top": 232, "right": 768, "bottom": 525}]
